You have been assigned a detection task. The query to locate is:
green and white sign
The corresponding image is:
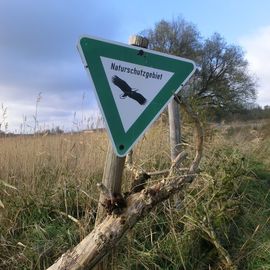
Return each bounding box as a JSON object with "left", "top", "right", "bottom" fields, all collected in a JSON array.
[{"left": 78, "top": 36, "right": 196, "bottom": 156}]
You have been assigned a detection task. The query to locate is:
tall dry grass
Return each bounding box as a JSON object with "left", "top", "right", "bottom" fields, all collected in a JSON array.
[
  {"left": 0, "top": 131, "right": 110, "bottom": 268},
  {"left": 0, "top": 132, "right": 108, "bottom": 182},
  {"left": 1, "top": 117, "right": 270, "bottom": 269}
]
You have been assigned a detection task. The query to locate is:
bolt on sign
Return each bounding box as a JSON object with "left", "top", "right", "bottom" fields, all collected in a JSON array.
[{"left": 78, "top": 36, "right": 196, "bottom": 157}]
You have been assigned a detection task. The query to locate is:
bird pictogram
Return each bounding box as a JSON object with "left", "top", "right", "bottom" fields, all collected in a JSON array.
[{"left": 112, "top": 75, "right": 147, "bottom": 105}]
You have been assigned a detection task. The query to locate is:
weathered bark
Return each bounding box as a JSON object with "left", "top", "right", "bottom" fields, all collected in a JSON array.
[
  {"left": 95, "top": 143, "right": 126, "bottom": 225},
  {"left": 47, "top": 98, "right": 203, "bottom": 270},
  {"left": 94, "top": 143, "right": 125, "bottom": 270},
  {"left": 47, "top": 174, "right": 199, "bottom": 270},
  {"left": 125, "top": 150, "right": 151, "bottom": 193}
]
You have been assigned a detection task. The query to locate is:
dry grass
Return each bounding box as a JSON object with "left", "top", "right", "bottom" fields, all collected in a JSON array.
[
  {"left": 0, "top": 131, "right": 110, "bottom": 269},
  {"left": 0, "top": 131, "right": 108, "bottom": 179},
  {"left": 1, "top": 117, "right": 270, "bottom": 269}
]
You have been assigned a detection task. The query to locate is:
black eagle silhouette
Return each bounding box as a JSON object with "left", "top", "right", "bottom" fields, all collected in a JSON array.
[{"left": 112, "top": 75, "right": 147, "bottom": 105}]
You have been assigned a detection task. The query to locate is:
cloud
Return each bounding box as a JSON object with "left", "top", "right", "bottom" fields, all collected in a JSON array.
[
  {"left": 0, "top": 85, "right": 101, "bottom": 132},
  {"left": 0, "top": 1, "right": 123, "bottom": 132},
  {"left": 239, "top": 26, "right": 270, "bottom": 106}
]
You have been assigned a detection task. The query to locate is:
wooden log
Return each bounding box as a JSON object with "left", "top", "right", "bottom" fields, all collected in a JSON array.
[
  {"left": 47, "top": 172, "right": 199, "bottom": 270},
  {"left": 47, "top": 100, "right": 203, "bottom": 270}
]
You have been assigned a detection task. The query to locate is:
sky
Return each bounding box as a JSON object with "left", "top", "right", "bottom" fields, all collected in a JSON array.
[{"left": 0, "top": 0, "right": 270, "bottom": 133}]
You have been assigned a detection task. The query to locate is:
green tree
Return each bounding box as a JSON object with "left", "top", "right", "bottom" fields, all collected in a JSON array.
[
  {"left": 144, "top": 17, "right": 257, "bottom": 114},
  {"left": 146, "top": 17, "right": 201, "bottom": 59},
  {"left": 191, "top": 33, "right": 256, "bottom": 110}
]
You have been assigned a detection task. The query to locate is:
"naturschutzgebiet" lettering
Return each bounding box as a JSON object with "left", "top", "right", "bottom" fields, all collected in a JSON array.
[{"left": 111, "top": 62, "right": 163, "bottom": 80}]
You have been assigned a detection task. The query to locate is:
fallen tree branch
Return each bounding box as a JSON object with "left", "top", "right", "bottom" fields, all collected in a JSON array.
[
  {"left": 125, "top": 143, "right": 188, "bottom": 188},
  {"left": 171, "top": 151, "right": 188, "bottom": 169},
  {"left": 47, "top": 173, "right": 199, "bottom": 270},
  {"left": 47, "top": 99, "right": 203, "bottom": 270}
]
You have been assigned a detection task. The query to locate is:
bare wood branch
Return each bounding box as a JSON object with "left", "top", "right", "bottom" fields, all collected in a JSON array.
[
  {"left": 126, "top": 146, "right": 188, "bottom": 182},
  {"left": 47, "top": 100, "right": 203, "bottom": 270},
  {"left": 125, "top": 150, "right": 151, "bottom": 193},
  {"left": 55, "top": 211, "right": 81, "bottom": 225},
  {"left": 170, "top": 151, "right": 188, "bottom": 171},
  {"left": 47, "top": 173, "right": 199, "bottom": 270},
  {"left": 148, "top": 168, "right": 189, "bottom": 177},
  {"left": 125, "top": 150, "right": 188, "bottom": 193},
  {"left": 168, "top": 151, "right": 188, "bottom": 178}
]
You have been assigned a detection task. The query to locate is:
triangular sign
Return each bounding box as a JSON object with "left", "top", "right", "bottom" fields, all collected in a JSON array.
[{"left": 78, "top": 36, "right": 196, "bottom": 157}]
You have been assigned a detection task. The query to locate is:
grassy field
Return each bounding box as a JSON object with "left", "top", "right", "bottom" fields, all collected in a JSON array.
[{"left": 0, "top": 118, "right": 270, "bottom": 269}]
